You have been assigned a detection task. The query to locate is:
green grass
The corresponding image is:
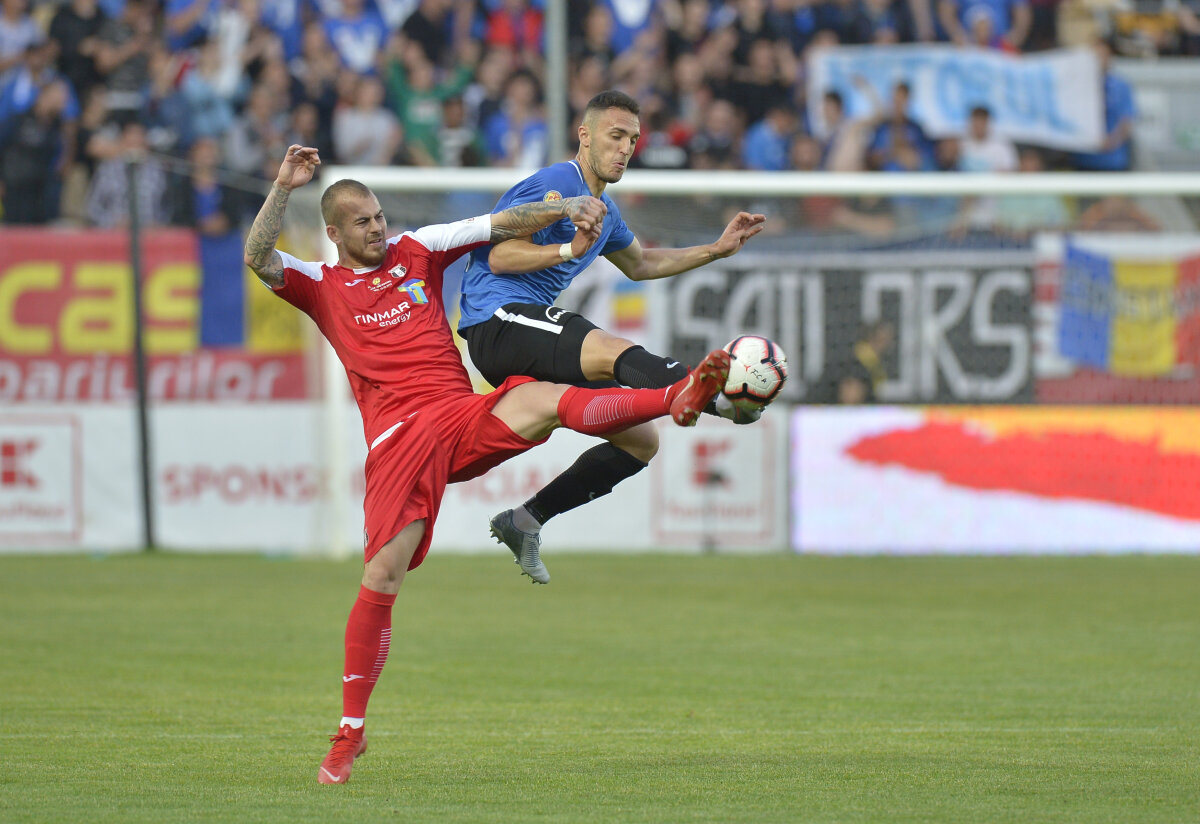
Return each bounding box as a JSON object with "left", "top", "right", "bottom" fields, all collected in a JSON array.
[{"left": 1, "top": 553, "right": 1198, "bottom": 823}]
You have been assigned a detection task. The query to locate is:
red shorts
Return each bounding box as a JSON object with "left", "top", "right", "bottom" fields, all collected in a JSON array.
[{"left": 362, "top": 375, "right": 545, "bottom": 569}]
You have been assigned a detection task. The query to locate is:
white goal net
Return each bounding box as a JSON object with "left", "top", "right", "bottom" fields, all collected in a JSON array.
[{"left": 290, "top": 166, "right": 1200, "bottom": 555}]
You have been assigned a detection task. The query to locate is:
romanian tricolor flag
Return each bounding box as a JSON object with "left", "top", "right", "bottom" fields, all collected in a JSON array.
[
  {"left": 1059, "top": 240, "right": 1200, "bottom": 377},
  {"left": 194, "top": 232, "right": 308, "bottom": 358},
  {"left": 612, "top": 279, "right": 645, "bottom": 333}
]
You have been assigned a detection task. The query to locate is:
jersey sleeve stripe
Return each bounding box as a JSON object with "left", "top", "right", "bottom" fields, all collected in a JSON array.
[
  {"left": 278, "top": 250, "right": 325, "bottom": 281},
  {"left": 406, "top": 215, "right": 492, "bottom": 252}
]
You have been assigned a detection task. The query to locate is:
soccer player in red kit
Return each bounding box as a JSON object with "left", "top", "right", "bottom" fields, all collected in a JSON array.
[{"left": 243, "top": 146, "right": 731, "bottom": 785}]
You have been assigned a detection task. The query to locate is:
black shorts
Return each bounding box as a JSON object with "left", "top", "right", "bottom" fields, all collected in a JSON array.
[{"left": 461, "top": 303, "right": 615, "bottom": 388}]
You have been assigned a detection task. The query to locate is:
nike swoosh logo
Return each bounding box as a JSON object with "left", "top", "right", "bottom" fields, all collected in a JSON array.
[
  {"left": 320, "top": 766, "right": 342, "bottom": 782},
  {"left": 343, "top": 674, "right": 365, "bottom": 682},
  {"left": 666, "top": 362, "right": 679, "bottom": 369},
  {"left": 345, "top": 279, "right": 365, "bottom": 286}
]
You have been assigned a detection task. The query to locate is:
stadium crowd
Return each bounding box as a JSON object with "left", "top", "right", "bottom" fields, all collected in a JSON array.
[{"left": 0, "top": 0, "right": 1157, "bottom": 228}]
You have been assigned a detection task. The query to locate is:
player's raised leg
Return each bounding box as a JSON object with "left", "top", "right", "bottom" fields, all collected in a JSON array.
[
  {"left": 319, "top": 519, "right": 423, "bottom": 785},
  {"left": 489, "top": 349, "right": 731, "bottom": 583},
  {"left": 493, "top": 348, "right": 730, "bottom": 441},
  {"left": 590, "top": 329, "right": 761, "bottom": 424}
]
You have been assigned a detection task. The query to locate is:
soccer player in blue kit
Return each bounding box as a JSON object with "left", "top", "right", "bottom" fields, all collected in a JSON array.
[{"left": 457, "top": 90, "right": 767, "bottom": 585}]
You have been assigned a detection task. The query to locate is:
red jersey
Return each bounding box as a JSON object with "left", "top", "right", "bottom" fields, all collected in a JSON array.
[{"left": 273, "top": 216, "right": 491, "bottom": 447}]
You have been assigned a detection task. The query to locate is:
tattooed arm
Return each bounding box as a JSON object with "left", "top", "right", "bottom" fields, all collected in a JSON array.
[
  {"left": 489, "top": 195, "right": 606, "bottom": 243},
  {"left": 486, "top": 196, "right": 606, "bottom": 274},
  {"left": 244, "top": 145, "right": 321, "bottom": 288}
]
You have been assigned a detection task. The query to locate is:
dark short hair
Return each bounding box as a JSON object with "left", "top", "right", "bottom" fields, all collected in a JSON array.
[
  {"left": 584, "top": 90, "right": 640, "bottom": 121},
  {"left": 321, "top": 178, "right": 374, "bottom": 226},
  {"left": 824, "top": 90, "right": 844, "bottom": 108},
  {"left": 970, "top": 105, "right": 991, "bottom": 118}
]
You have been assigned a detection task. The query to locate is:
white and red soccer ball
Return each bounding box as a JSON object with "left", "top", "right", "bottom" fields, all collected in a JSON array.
[{"left": 722, "top": 335, "right": 788, "bottom": 411}]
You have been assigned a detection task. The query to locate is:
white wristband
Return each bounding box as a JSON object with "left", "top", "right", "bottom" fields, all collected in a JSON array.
[{"left": 558, "top": 242, "right": 576, "bottom": 262}]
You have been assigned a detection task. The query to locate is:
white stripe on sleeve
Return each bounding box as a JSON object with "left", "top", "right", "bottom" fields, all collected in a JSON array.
[
  {"left": 406, "top": 214, "right": 492, "bottom": 252},
  {"left": 277, "top": 250, "right": 325, "bottom": 281}
]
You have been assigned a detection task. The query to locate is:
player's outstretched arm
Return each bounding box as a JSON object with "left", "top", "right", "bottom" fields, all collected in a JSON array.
[
  {"left": 244, "top": 145, "right": 321, "bottom": 288},
  {"left": 488, "top": 224, "right": 602, "bottom": 274},
  {"left": 489, "top": 195, "right": 606, "bottom": 243},
  {"left": 605, "top": 211, "right": 766, "bottom": 282}
]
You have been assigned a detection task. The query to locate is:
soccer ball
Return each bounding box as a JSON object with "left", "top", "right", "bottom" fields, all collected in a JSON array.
[{"left": 723, "top": 335, "right": 788, "bottom": 410}]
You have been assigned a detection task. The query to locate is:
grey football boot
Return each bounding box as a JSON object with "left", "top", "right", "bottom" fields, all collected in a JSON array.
[{"left": 489, "top": 509, "right": 550, "bottom": 584}]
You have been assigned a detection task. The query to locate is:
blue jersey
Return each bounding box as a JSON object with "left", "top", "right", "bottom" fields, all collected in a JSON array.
[
  {"left": 457, "top": 160, "right": 636, "bottom": 330},
  {"left": 1072, "top": 73, "right": 1136, "bottom": 171},
  {"left": 954, "top": 0, "right": 1028, "bottom": 39}
]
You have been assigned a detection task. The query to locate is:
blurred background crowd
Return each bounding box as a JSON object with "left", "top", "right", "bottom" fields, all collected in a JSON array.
[{"left": 0, "top": 0, "right": 1179, "bottom": 229}]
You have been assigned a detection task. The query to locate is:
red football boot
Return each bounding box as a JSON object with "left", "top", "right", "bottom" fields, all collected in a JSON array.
[
  {"left": 317, "top": 724, "right": 368, "bottom": 784},
  {"left": 668, "top": 349, "right": 731, "bottom": 427}
]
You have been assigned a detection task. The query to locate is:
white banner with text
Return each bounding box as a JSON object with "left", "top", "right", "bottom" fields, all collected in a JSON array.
[
  {"left": 0, "top": 404, "right": 789, "bottom": 555},
  {"left": 806, "top": 45, "right": 1103, "bottom": 150}
]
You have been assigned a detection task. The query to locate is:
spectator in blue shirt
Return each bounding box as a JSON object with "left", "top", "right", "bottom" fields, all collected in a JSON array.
[
  {"left": 867, "top": 82, "right": 934, "bottom": 171},
  {"left": 1072, "top": 41, "right": 1136, "bottom": 171},
  {"left": 742, "top": 103, "right": 797, "bottom": 171},
  {"left": 0, "top": 40, "right": 80, "bottom": 202},
  {"left": 845, "top": 0, "right": 905, "bottom": 43},
  {"left": 0, "top": 40, "right": 81, "bottom": 129},
  {"left": 1, "top": 79, "right": 70, "bottom": 223},
  {"left": 179, "top": 37, "right": 237, "bottom": 142},
  {"left": 600, "top": 0, "right": 658, "bottom": 54},
  {"left": 938, "top": 0, "right": 1030, "bottom": 48},
  {"left": 0, "top": 0, "right": 42, "bottom": 85},
  {"left": 169, "top": 135, "right": 242, "bottom": 231},
  {"left": 258, "top": 0, "right": 305, "bottom": 60},
  {"left": 483, "top": 69, "right": 547, "bottom": 168},
  {"left": 324, "top": 0, "right": 387, "bottom": 75},
  {"left": 163, "top": 0, "right": 218, "bottom": 52}
]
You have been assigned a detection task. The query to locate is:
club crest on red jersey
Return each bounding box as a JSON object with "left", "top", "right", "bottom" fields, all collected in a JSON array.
[
  {"left": 397, "top": 278, "right": 428, "bottom": 305},
  {"left": 388, "top": 263, "right": 407, "bottom": 279}
]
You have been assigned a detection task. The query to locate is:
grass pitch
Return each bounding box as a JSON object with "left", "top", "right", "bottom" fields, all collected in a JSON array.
[{"left": 1, "top": 552, "right": 1197, "bottom": 823}]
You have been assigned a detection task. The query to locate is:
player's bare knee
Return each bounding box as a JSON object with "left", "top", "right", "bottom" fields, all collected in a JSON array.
[
  {"left": 581, "top": 330, "right": 637, "bottom": 381},
  {"left": 607, "top": 422, "right": 658, "bottom": 463},
  {"left": 530, "top": 382, "right": 570, "bottom": 423},
  {"left": 362, "top": 561, "right": 403, "bottom": 594}
]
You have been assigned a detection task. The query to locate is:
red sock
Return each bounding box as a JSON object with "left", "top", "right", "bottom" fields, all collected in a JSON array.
[
  {"left": 341, "top": 585, "right": 397, "bottom": 720},
  {"left": 556, "top": 385, "right": 671, "bottom": 436}
]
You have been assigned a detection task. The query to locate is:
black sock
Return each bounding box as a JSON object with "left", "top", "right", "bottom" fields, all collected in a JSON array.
[
  {"left": 613, "top": 346, "right": 689, "bottom": 388},
  {"left": 524, "top": 443, "right": 648, "bottom": 524},
  {"left": 614, "top": 346, "right": 723, "bottom": 415}
]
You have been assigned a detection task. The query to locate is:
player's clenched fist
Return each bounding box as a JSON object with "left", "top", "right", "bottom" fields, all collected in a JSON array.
[
  {"left": 569, "top": 222, "right": 603, "bottom": 259},
  {"left": 561, "top": 195, "right": 606, "bottom": 234},
  {"left": 276, "top": 145, "right": 322, "bottom": 190}
]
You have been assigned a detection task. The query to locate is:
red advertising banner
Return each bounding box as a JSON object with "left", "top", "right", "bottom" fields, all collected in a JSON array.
[
  {"left": 794, "top": 406, "right": 1200, "bottom": 553},
  {"left": 0, "top": 228, "right": 311, "bottom": 401}
]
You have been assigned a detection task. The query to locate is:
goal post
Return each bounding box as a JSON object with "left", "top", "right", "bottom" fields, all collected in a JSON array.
[{"left": 329, "top": 166, "right": 1200, "bottom": 197}]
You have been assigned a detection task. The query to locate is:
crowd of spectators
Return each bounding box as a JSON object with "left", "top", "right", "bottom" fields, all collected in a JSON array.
[{"left": 0, "top": 0, "right": 1158, "bottom": 230}]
